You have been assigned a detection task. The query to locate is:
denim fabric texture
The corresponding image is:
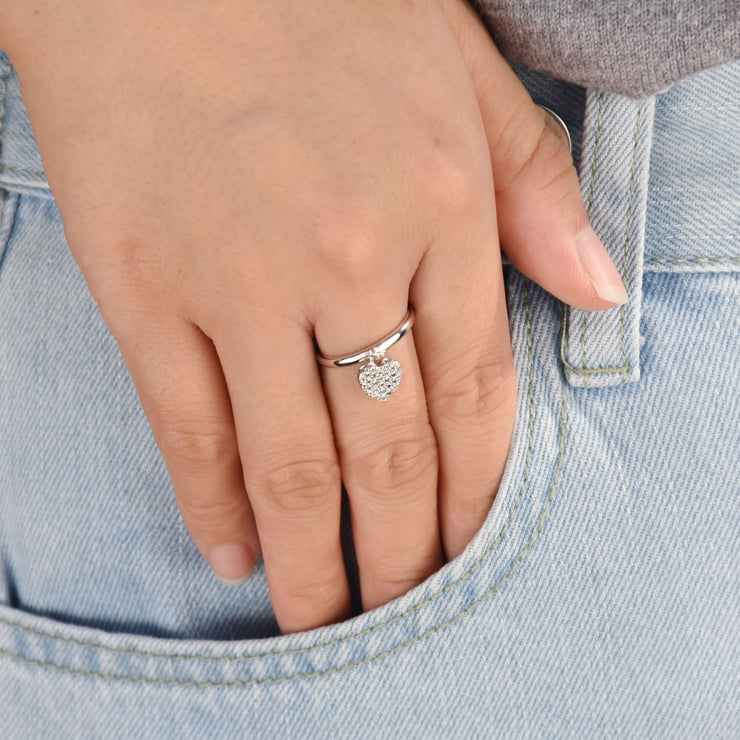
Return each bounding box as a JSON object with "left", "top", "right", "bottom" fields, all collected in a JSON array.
[{"left": 0, "top": 47, "right": 739, "bottom": 737}]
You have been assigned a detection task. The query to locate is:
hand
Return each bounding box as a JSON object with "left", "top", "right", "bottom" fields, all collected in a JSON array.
[{"left": 2, "top": 0, "right": 625, "bottom": 633}]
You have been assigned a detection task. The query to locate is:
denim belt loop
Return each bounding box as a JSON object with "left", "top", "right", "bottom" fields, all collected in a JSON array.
[{"left": 562, "top": 91, "right": 656, "bottom": 388}]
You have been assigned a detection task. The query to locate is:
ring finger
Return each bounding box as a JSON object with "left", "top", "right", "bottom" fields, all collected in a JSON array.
[{"left": 316, "top": 298, "right": 444, "bottom": 612}]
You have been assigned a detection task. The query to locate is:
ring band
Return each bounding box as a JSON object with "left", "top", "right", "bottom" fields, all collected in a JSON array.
[
  {"left": 537, "top": 105, "right": 572, "bottom": 155},
  {"left": 316, "top": 308, "right": 415, "bottom": 368},
  {"left": 316, "top": 308, "right": 415, "bottom": 402}
]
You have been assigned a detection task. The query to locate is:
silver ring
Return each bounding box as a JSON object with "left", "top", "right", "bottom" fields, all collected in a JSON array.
[
  {"left": 537, "top": 105, "right": 572, "bottom": 155},
  {"left": 316, "top": 308, "right": 415, "bottom": 402}
]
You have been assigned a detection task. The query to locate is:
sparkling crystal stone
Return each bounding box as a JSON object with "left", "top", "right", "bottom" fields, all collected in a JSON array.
[{"left": 358, "top": 355, "right": 402, "bottom": 401}]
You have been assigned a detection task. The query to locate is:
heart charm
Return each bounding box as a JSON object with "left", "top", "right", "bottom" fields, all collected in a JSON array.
[{"left": 358, "top": 355, "right": 402, "bottom": 402}]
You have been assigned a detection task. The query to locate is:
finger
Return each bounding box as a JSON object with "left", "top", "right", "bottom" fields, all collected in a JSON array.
[
  {"left": 411, "top": 204, "right": 516, "bottom": 561},
  {"left": 437, "top": 0, "right": 628, "bottom": 310},
  {"left": 316, "top": 302, "right": 443, "bottom": 612},
  {"left": 213, "top": 315, "right": 351, "bottom": 634},
  {"left": 114, "top": 317, "right": 260, "bottom": 586}
]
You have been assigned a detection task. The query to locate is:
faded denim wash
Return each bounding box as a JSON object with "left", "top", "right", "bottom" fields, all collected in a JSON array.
[{"left": 0, "top": 47, "right": 738, "bottom": 738}]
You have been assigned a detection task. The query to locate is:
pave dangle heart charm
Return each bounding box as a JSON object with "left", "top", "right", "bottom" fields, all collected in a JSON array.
[
  {"left": 315, "top": 309, "right": 414, "bottom": 399},
  {"left": 358, "top": 352, "right": 402, "bottom": 402}
]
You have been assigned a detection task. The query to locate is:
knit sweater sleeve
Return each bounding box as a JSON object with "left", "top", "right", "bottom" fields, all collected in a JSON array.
[{"left": 471, "top": 0, "right": 740, "bottom": 97}]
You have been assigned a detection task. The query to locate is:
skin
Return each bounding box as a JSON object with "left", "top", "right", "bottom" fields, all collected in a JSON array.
[{"left": 0, "top": 0, "right": 627, "bottom": 633}]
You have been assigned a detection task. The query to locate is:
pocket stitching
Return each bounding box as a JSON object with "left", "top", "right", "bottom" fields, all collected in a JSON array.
[
  {"left": 0, "top": 66, "right": 8, "bottom": 162},
  {"left": 646, "top": 256, "right": 740, "bottom": 265}
]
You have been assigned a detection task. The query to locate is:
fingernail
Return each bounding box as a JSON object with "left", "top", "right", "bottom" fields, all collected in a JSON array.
[
  {"left": 575, "top": 227, "right": 629, "bottom": 305},
  {"left": 209, "top": 543, "right": 255, "bottom": 587}
]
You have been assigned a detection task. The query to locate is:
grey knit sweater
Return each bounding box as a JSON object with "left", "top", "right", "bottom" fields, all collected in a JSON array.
[{"left": 472, "top": 0, "right": 740, "bottom": 97}]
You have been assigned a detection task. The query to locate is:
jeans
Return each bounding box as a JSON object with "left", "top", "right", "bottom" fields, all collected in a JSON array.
[{"left": 0, "top": 46, "right": 738, "bottom": 738}]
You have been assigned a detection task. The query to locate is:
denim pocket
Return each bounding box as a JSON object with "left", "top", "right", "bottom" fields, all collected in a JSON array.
[{"left": 0, "top": 259, "right": 569, "bottom": 684}]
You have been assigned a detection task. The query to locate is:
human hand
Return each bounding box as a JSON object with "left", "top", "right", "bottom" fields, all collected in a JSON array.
[{"left": 1, "top": 0, "right": 625, "bottom": 633}]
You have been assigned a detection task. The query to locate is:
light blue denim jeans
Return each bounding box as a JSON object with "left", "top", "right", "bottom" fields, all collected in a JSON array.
[{"left": 0, "top": 45, "right": 738, "bottom": 738}]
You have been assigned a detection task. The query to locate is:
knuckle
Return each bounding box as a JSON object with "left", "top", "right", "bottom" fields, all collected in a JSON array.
[
  {"left": 503, "top": 124, "right": 549, "bottom": 190},
  {"left": 177, "top": 496, "right": 247, "bottom": 534},
  {"left": 285, "top": 571, "right": 341, "bottom": 613},
  {"left": 160, "top": 421, "right": 237, "bottom": 472},
  {"left": 495, "top": 105, "right": 573, "bottom": 193},
  {"left": 452, "top": 490, "right": 498, "bottom": 523},
  {"left": 491, "top": 98, "right": 539, "bottom": 161},
  {"left": 430, "top": 352, "right": 516, "bottom": 422},
  {"left": 251, "top": 456, "right": 339, "bottom": 514},
  {"left": 424, "top": 146, "right": 481, "bottom": 217},
  {"left": 310, "top": 199, "right": 389, "bottom": 283},
  {"left": 98, "top": 234, "right": 165, "bottom": 296},
  {"left": 279, "top": 570, "right": 347, "bottom": 631},
  {"left": 347, "top": 432, "right": 438, "bottom": 499},
  {"left": 74, "top": 237, "right": 174, "bottom": 343},
  {"left": 375, "top": 566, "right": 429, "bottom": 595}
]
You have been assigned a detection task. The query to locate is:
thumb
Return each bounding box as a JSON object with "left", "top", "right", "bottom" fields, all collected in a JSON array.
[{"left": 438, "top": 0, "right": 627, "bottom": 310}]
